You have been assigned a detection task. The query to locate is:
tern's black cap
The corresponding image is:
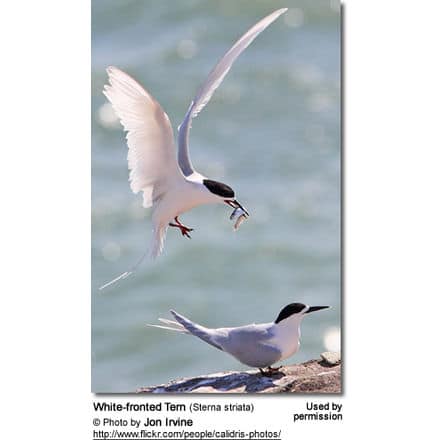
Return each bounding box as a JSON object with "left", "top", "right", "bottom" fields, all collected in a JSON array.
[
  {"left": 274, "top": 303, "right": 307, "bottom": 324},
  {"left": 203, "top": 179, "right": 234, "bottom": 198}
]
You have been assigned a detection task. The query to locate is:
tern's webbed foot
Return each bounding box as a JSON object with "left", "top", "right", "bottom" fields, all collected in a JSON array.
[
  {"left": 180, "top": 226, "right": 194, "bottom": 239},
  {"left": 169, "top": 222, "right": 194, "bottom": 239},
  {"left": 259, "top": 366, "right": 283, "bottom": 377}
]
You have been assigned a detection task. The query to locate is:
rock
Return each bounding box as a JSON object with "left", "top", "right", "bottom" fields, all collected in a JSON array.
[
  {"left": 137, "top": 355, "right": 341, "bottom": 394},
  {"left": 320, "top": 351, "right": 341, "bottom": 366}
]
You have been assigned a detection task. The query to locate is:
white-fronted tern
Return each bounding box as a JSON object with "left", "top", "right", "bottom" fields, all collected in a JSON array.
[
  {"left": 148, "top": 303, "right": 329, "bottom": 375},
  {"left": 100, "top": 9, "right": 287, "bottom": 289}
]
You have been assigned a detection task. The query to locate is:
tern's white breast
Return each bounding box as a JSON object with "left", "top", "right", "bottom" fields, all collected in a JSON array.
[
  {"left": 152, "top": 179, "right": 216, "bottom": 227},
  {"left": 271, "top": 320, "right": 301, "bottom": 361}
]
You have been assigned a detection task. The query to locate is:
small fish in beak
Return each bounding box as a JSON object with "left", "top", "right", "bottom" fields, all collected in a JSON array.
[
  {"left": 225, "top": 199, "right": 249, "bottom": 231},
  {"left": 225, "top": 199, "right": 249, "bottom": 216},
  {"left": 230, "top": 207, "right": 248, "bottom": 231}
]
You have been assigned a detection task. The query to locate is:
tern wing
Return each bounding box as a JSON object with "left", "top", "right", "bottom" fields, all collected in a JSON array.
[
  {"left": 104, "top": 66, "right": 183, "bottom": 208},
  {"left": 177, "top": 8, "right": 288, "bottom": 177},
  {"left": 170, "top": 310, "right": 224, "bottom": 351},
  {"left": 220, "top": 324, "right": 282, "bottom": 367}
]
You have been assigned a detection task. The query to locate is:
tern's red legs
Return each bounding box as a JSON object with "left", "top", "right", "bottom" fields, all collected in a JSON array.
[{"left": 169, "top": 216, "right": 194, "bottom": 239}]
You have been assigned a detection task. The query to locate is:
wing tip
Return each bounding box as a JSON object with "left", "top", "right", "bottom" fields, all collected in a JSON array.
[
  {"left": 106, "top": 65, "right": 119, "bottom": 76},
  {"left": 103, "top": 67, "right": 120, "bottom": 95},
  {"left": 267, "top": 8, "right": 288, "bottom": 23}
]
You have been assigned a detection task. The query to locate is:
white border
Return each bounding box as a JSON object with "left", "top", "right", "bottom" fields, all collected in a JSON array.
[{"left": 1, "top": 0, "right": 439, "bottom": 437}]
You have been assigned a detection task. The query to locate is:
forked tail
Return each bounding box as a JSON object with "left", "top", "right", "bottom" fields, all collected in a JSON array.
[
  {"left": 146, "top": 316, "right": 189, "bottom": 334},
  {"left": 148, "top": 311, "right": 222, "bottom": 351},
  {"left": 167, "top": 310, "right": 224, "bottom": 351},
  {"left": 98, "top": 226, "right": 168, "bottom": 290},
  {"left": 149, "top": 225, "right": 168, "bottom": 259}
]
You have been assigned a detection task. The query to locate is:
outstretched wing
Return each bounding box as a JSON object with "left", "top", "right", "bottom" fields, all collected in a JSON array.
[
  {"left": 177, "top": 8, "right": 288, "bottom": 176},
  {"left": 104, "top": 66, "right": 183, "bottom": 207}
]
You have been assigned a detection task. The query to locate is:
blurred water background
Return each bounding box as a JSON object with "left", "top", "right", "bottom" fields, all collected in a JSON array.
[{"left": 92, "top": 0, "right": 340, "bottom": 393}]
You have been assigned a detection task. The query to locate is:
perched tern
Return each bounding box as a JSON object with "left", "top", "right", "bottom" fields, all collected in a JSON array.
[
  {"left": 100, "top": 8, "right": 287, "bottom": 289},
  {"left": 148, "top": 303, "right": 329, "bottom": 375}
]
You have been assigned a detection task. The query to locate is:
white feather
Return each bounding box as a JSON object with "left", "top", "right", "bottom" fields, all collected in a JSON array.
[
  {"left": 146, "top": 324, "right": 188, "bottom": 333},
  {"left": 149, "top": 226, "right": 168, "bottom": 259},
  {"left": 103, "top": 66, "right": 183, "bottom": 207},
  {"left": 147, "top": 316, "right": 189, "bottom": 333},
  {"left": 177, "top": 8, "right": 288, "bottom": 176}
]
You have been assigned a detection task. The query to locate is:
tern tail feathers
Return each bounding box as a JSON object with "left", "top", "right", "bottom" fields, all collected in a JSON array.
[
  {"left": 98, "top": 242, "right": 151, "bottom": 290},
  {"left": 169, "top": 310, "right": 224, "bottom": 351},
  {"left": 149, "top": 225, "right": 168, "bottom": 259},
  {"left": 98, "top": 225, "right": 166, "bottom": 290},
  {"left": 147, "top": 323, "right": 189, "bottom": 333},
  {"left": 147, "top": 317, "right": 189, "bottom": 333}
]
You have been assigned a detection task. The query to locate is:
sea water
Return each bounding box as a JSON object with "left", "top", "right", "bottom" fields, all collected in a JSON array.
[{"left": 92, "top": 0, "right": 341, "bottom": 392}]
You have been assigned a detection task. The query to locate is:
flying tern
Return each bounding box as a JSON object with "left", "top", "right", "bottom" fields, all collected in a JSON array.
[
  {"left": 100, "top": 8, "right": 287, "bottom": 289},
  {"left": 148, "top": 303, "right": 329, "bottom": 375}
]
